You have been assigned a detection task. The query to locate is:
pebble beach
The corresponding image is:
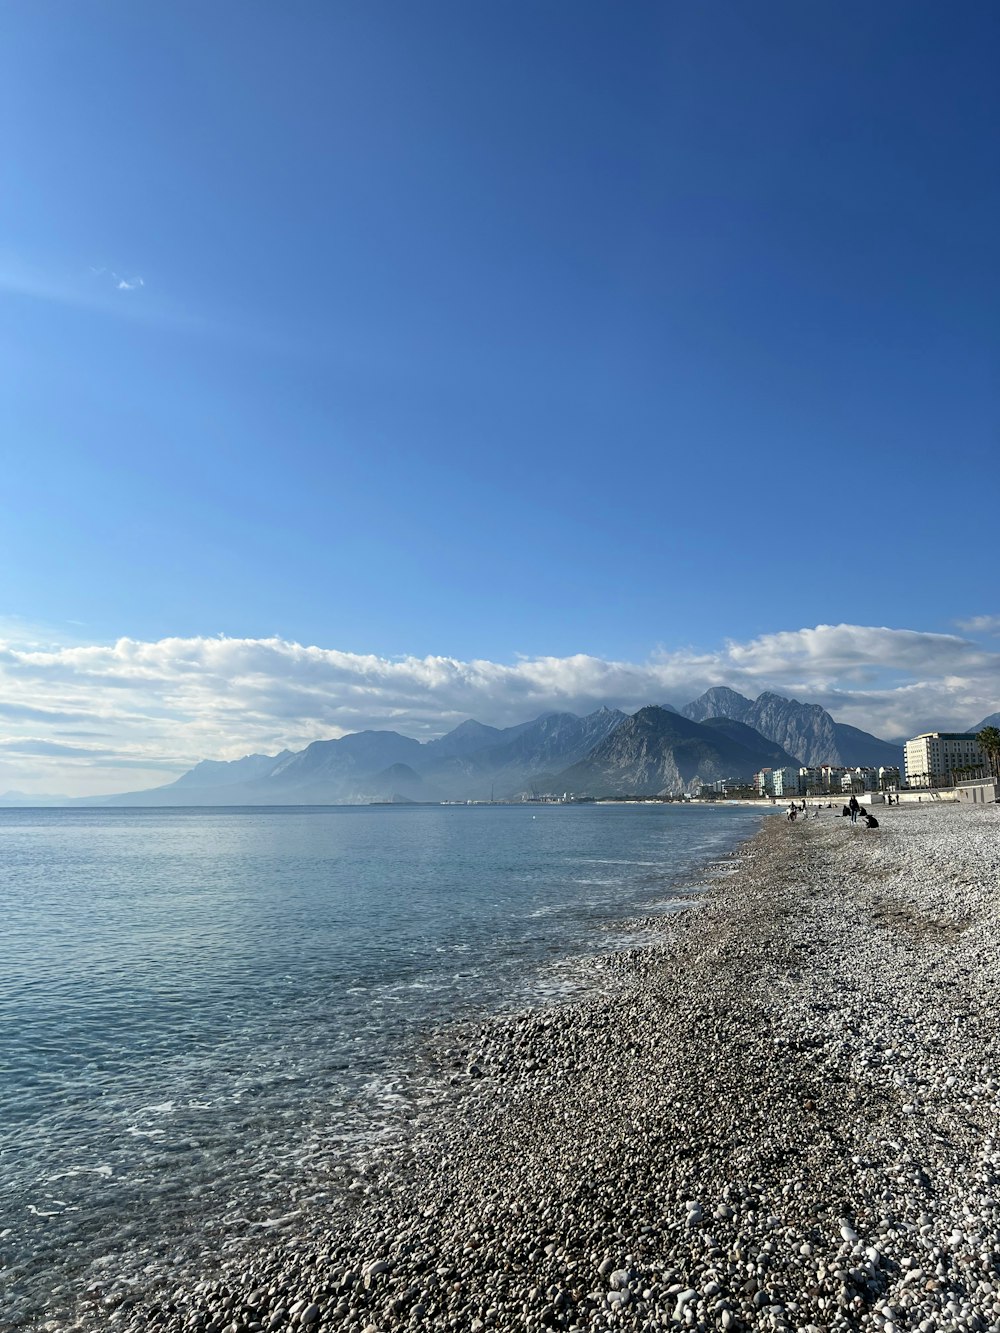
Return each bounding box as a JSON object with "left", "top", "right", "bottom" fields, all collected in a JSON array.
[{"left": 60, "top": 802, "right": 1000, "bottom": 1333}]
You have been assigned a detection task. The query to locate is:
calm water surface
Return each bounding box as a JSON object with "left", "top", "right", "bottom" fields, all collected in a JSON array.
[{"left": 0, "top": 802, "right": 764, "bottom": 1325}]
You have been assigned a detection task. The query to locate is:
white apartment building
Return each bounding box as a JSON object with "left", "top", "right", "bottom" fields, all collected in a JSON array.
[
  {"left": 754, "top": 767, "right": 802, "bottom": 796},
  {"left": 904, "top": 732, "right": 987, "bottom": 788},
  {"left": 797, "top": 763, "right": 897, "bottom": 794},
  {"left": 771, "top": 766, "right": 801, "bottom": 797},
  {"left": 797, "top": 764, "right": 853, "bottom": 793}
]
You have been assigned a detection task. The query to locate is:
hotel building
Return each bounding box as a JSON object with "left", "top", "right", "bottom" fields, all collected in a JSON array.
[{"left": 903, "top": 732, "right": 987, "bottom": 788}]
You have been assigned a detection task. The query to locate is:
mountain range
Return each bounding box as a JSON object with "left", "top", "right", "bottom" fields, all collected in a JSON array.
[
  {"left": 680, "top": 686, "right": 903, "bottom": 769},
  {"left": 548, "top": 708, "right": 802, "bottom": 798},
  {"left": 50, "top": 688, "right": 911, "bottom": 806}
]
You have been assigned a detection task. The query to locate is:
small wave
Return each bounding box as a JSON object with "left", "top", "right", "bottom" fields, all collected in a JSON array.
[
  {"left": 222, "top": 1208, "right": 303, "bottom": 1230},
  {"left": 646, "top": 895, "right": 704, "bottom": 913},
  {"left": 576, "top": 858, "right": 659, "bottom": 867},
  {"left": 43, "top": 1164, "right": 114, "bottom": 1182}
]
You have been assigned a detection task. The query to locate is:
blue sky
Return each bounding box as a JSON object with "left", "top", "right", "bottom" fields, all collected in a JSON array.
[{"left": 1, "top": 2, "right": 998, "bottom": 793}]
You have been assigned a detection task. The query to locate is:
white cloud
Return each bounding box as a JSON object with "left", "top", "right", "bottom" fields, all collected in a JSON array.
[
  {"left": 0, "top": 624, "right": 997, "bottom": 795},
  {"left": 956, "top": 614, "right": 1000, "bottom": 635},
  {"left": 87, "top": 264, "right": 144, "bottom": 292}
]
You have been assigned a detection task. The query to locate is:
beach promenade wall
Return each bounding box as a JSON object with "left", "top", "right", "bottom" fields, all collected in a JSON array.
[
  {"left": 894, "top": 787, "right": 960, "bottom": 805},
  {"left": 956, "top": 779, "right": 999, "bottom": 804}
]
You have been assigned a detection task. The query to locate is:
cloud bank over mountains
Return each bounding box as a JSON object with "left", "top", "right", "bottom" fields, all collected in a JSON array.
[{"left": 1, "top": 623, "right": 998, "bottom": 795}]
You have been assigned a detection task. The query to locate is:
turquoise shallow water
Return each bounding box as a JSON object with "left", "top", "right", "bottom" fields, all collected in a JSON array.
[{"left": 0, "top": 801, "right": 764, "bottom": 1326}]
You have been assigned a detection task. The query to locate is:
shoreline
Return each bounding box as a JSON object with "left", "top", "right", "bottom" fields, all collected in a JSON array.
[{"left": 57, "top": 803, "right": 1000, "bottom": 1332}]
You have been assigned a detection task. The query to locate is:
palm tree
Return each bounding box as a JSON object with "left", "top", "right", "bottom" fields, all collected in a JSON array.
[{"left": 978, "top": 727, "right": 1000, "bottom": 783}]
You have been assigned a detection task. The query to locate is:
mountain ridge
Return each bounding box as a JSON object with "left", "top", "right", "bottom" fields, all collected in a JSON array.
[
  {"left": 681, "top": 688, "right": 901, "bottom": 768},
  {"left": 11, "top": 689, "right": 908, "bottom": 806},
  {"left": 550, "top": 706, "right": 801, "bottom": 797}
]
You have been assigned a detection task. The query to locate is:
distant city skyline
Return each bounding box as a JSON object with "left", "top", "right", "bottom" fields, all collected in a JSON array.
[{"left": 2, "top": 3, "right": 998, "bottom": 793}]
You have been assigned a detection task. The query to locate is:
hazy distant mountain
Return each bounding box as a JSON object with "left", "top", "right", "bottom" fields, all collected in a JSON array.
[
  {"left": 423, "top": 717, "right": 540, "bottom": 760},
  {"left": 99, "top": 732, "right": 423, "bottom": 806},
  {"left": 171, "top": 752, "right": 292, "bottom": 788},
  {"left": 489, "top": 707, "right": 627, "bottom": 771},
  {"left": 682, "top": 687, "right": 900, "bottom": 768},
  {"left": 83, "top": 691, "right": 904, "bottom": 808},
  {"left": 971, "top": 713, "right": 1000, "bottom": 732},
  {"left": 94, "top": 709, "right": 626, "bottom": 806},
  {"left": 551, "top": 706, "right": 793, "bottom": 797},
  {"left": 423, "top": 719, "right": 507, "bottom": 758},
  {"left": 367, "top": 763, "right": 428, "bottom": 803},
  {"left": 421, "top": 707, "right": 628, "bottom": 800},
  {"left": 0, "top": 790, "right": 76, "bottom": 806},
  {"left": 270, "top": 730, "right": 423, "bottom": 785}
]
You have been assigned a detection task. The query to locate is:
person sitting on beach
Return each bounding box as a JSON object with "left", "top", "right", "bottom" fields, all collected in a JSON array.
[
  {"left": 841, "top": 804, "right": 851, "bottom": 817},
  {"left": 787, "top": 803, "right": 797, "bottom": 821},
  {"left": 862, "top": 812, "right": 879, "bottom": 828}
]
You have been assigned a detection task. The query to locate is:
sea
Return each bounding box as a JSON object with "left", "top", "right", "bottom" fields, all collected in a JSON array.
[{"left": 0, "top": 801, "right": 766, "bottom": 1327}]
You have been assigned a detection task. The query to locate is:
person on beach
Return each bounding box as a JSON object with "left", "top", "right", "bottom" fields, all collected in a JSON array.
[
  {"left": 787, "top": 803, "right": 797, "bottom": 821},
  {"left": 841, "top": 804, "right": 851, "bottom": 817},
  {"left": 849, "top": 794, "right": 860, "bottom": 823},
  {"left": 862, "top": 811, "right": 879, "bottom": 828}
]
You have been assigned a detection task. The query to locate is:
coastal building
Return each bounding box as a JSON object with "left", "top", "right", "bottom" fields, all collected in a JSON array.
[
  {"left": 878, "top": 766, "right": 901, "bottom": 792},
  {"left": 904, "top": 732, "right": 987, "bottom": 788},
  {"left": 821, "top": 765, "right": 849, "bottom": 792},
  {"left": 798, "top": 766, "right": 824, "bottom": 793},
  {"left": 841, "top": 766, "right": 879, "bottom": 793},
  {"left": 771, "top": 766, "right": 801, "bottom": 797},
  {"left": 754, "top": 769, "right": 772, "bottom": 796}
]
